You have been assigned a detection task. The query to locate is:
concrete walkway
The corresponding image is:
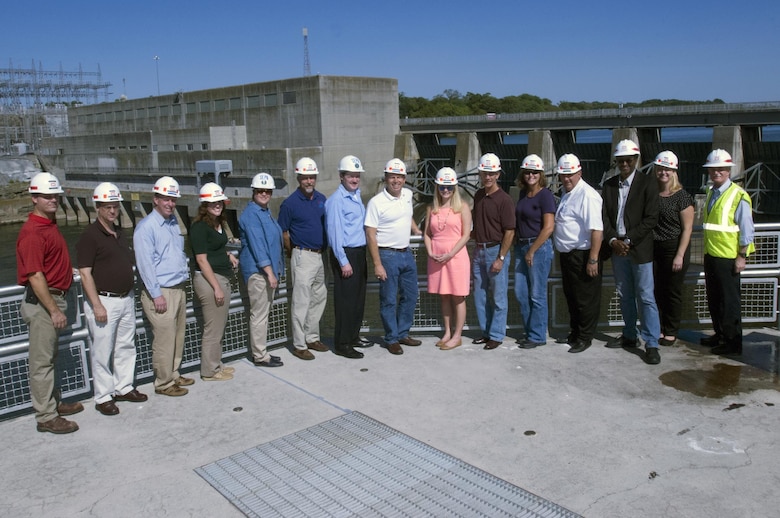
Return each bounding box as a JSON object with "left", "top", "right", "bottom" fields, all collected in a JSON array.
[{"left": 2, "top": 330, "right": 779, "bottom": 517}]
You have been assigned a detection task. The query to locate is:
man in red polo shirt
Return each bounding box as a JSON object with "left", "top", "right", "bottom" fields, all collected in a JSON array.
[{"left": 17, "top": 173, "right": 82, "bottom": 434}]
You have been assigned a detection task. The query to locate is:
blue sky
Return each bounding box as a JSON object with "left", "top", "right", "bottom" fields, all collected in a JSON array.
[{"left": 4, "top": 0, "right": 778, "bottom": 104}]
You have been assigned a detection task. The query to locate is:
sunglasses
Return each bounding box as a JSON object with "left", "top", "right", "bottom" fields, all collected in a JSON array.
[
  {"left": 438, "top": 185, "right": 455, "bottom": 191},
  {"left": 254, "top": 189, "right": 273, "bottom": 195},
  {"left": 522, "top": 171, "right": 540, "bottom": 175}
]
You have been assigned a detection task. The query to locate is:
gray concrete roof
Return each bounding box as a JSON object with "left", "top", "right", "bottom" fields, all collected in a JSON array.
[{"left": 2, "top": 330, "right": 779, "bottom": 517}]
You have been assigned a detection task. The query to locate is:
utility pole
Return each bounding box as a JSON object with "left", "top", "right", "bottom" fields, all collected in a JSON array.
[
  {"left": 303, "top": 28, "right": 311, "bottom": 77},
  {"left": 154, "top": 56, "right": 160, "bottom": 95}
]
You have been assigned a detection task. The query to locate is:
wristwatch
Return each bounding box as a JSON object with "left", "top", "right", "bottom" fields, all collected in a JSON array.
[
  {"left": 499, "top": 255, "right": 505, "bottom": 261},
  {"left": 738, "top": 252, "right": 747, "bottom": 258},
  {"left": 587, "top": 258, "right": 598, "bottom": 265},
  {"left": 623, "top": 237, "right": 632, "bottom": 246}
]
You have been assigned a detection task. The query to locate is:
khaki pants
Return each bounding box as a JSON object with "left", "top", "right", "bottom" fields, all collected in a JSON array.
[
  {"left": 247, "top": 273, "right": 273, "bottom": 362},
  {"left": 193, "top": 272, "right": 231, "bottom": 377},
  {"left": 141, "top": 287, "right": 186, "bottom": 390},
  {"left": 289, "top": 248, "right": 327, "bottom": 348}
]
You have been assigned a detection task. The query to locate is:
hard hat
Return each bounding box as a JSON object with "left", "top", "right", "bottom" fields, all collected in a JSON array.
[
  {"left": 92, "top": 182, "right": 123, "bottom": 203},
  {"left": 478, "top": 153, "right": 501, "bottom": 172},
  {"left": 653, "top": 151, "right": 679, "bottom": 170},
  {"left": 251, "top": 172, "right": 276, "bottom": 190},
  {"left": 338, "top": 155, "right": 365, "bottom": 173},
  {"left": 556, "top": 154, "right": 582, "bottom": 175},
  {"left": 28, "top": 172, "right": 64, "bottom": 194},
  {"left": 435, "top": 167, "right": 458, "bottom": 185},
  {"left": 703, "top": 149, "right": 734, "bottom": 168},
  {"left": 383, "top": 158, "right": 407, "bottom": 175},
  {"left": 152, "top": 176, "right": 181, "bottom": 198},
  {"left": 199, "top": 182, "right": 228, "bottom": 202},
  {"left": 295, "top": 157, "right": 319, "bottom": 175},
  {"left": 520, "top": 154, "right": 544, "bottom": 172},
  {"left": 614, "top": 139, "right": 641, "bottom": 157}
]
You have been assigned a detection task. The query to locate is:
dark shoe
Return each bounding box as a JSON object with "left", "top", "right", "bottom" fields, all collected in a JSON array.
[
  {"left": 306, "top": 341, "right": 329, "bottom": 352},
  {"left": 354, "top": 339, "right": 374, "bottom": 348},
  {"left": 37, "top": 416, "right": 79, "bottom": 434},
  {"left": 645, "top": 348, "right": 661, "bottom": 365},
  {"left": 253, "top": 356, "right": 284, "bottom": 367},
  {"left": 605, "top": 335, "right": 638, "bottom": 348},
  {"left": 176, "top": 376, "right": 195, "bottom": 386},
  {"left": 155, "top": 385, "right": 188, "bottom": 397},
  {"left": 711, "top": 344, "right": 743, "bottom": 356},
  {"left": 292, "top": 348, "right": 315, "bottom": 360},
  {"left": 386, "top": 342, "right": 403, "bottom": 355},
  {"left": 568, "top": 340, "right": 592, "bottom": 354},
  {"left": 483, "top": 340, "right": 501, "bottom": 350},
  {"left": 472, "top": 336, "right": 489, "bottom": 344},
  {"left": 399, "top": 336, "right": 421, "bottom": 346},
  {"left": 95, "top": 400, "right": 120, "bottom": 416},
  {"left": 518, "top": 339, "right": 545, "bottom": 349},
  {"left": 659, "top": 337, "right": 677, "bottom": 347},
  {"left": 114, "top": 389, "right": 148, "bottom": 402},
  {"left": 700, "top": 335, "right": 723, "bottom": 347},
  {"left": 555, "top": 334, "right": 577, "bottom": 345},
  {"left": 57, "top": 401, "right": 84, "bottom": 416},
  {"left": 335, "top": 346, "right": 364, "bottom": 359}
]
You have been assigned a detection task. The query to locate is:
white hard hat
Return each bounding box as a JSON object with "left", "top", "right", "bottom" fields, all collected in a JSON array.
[
  {"left": 614, "top": 139, "right": 641, "bottom": 157},
  {"left": 384, "top": 158, "right": 407, "bottom": 175},
  {"left": 199, "top": 182, "right": 228, "bottom": 203},
  {"left": 653, "top": 151, "right": 679, "bottom": 170},
  {"left": 153, "top": 176, "right": 181, "bottom": 198},
  {"left": 556, "top": 154, "right": 582, "bottom": 175},
  {"left": 435, "top": 167, "right": 458, "bottom": 185},
  {"left": 92, "top": 182, "right": 123, "bottom": 203},
  {"left": 29, "top": 172, "right": 64, "bottom": 194},
  {"left": 295, "top": 157, "right": 319, "bottom": 175},
  {"left": 520, "top": 154, "right": 544, "bottom": 172},
  {"left": 478, "top": 153, "right": 501, "bottom": 172},
  {"left": 338, "top": 155, "right": 365, "bottom": 173},
  {"left": 703, "top": 149, "right": 734, "bottom": 168},
  {"left": 251, "top": 172, "right": 276, "bottom": 189}
]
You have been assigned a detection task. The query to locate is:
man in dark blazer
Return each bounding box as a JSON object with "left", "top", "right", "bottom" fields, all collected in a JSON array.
[{"left": 602, "top": 139, "right": 662, "bottom": 364}]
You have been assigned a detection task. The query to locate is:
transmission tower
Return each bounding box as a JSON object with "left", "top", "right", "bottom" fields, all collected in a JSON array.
[{"left": 303, "top": 27, "right": 311, "bottom": 77}]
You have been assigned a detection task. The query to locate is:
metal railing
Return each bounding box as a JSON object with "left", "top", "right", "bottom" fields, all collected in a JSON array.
[{"left": 1, "top": 225, "right": 778, "bottom": 419}]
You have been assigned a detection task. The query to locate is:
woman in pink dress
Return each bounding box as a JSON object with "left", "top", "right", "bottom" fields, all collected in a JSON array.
[{"left": 424, "top": 167, "right": 472, "bottom": 350}]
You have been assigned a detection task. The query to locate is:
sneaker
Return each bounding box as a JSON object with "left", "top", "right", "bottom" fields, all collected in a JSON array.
[
  {"left": 37, "top": 416, "right": 79, "bottom": 434},
  {"left": 291, "top": 348, "right": 315, "bottom": 360},
  {"left": 175, "top": 376, "right": 195, "bottom": 386},
  {"left": 155, "top": 385, "right": 188, "bottom": 397},
  {"left": 220, "top": 366, "right": 236, "bottom": 374},
  {"left": 201, "top": 370, "right": 234, "bottom": 381}
]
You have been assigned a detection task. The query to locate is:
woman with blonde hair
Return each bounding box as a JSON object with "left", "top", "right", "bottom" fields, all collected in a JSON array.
[
  {"left": 652, "top": 151, "right": 694, "bottom": 346},
  {"left": 424, "top": 167, "right": 472, "bottom": 350}
]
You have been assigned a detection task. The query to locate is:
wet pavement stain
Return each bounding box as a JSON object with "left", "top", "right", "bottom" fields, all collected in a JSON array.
[{"left": 659, "top": 363, "right": 780, "bottom": 398}]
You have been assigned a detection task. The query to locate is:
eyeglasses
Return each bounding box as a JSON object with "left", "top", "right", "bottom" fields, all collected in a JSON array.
[
  {"left": 254, "top": 189, "right": 272, "bottom": 195},
  {"left": 438, "top": 185, "right": 455, "bottom": 191},
  {"left": 522, "top": 171, "right": 540, "bottom": 175}
]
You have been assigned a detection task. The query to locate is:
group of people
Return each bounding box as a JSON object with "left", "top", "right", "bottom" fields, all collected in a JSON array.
[{"left": 16, "top": 142, "right": 755, "bottom": 435}]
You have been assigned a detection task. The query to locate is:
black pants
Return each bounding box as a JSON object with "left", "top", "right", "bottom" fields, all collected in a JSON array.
[
  {"left": 653, "top": 239, "right": 690, "bottom": 337},
  {"left": 703, "top": 254, "right": 742, "bottom": 346},
  {"left": 559, "top": 249, "right": 602, "bottom": 342},
  {"left": 330, "top": 246, "right": 367, "bottom": 349}
]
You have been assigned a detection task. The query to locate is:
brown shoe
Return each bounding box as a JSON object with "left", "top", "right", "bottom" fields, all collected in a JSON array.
[
  {"left": 399, "top": 336, "right": 421, "bottom": 346},
  {"left": 306, "top": 341, "right": 329, "bottom": 352},
  {"left": 483, "top": 340, "right": 501, "bottom": 350},
  {"left": 292, "top": 348, "right": 315, "bottom": 360},
  {"left": 175, "top": 376, "right": 195, "bottom": 386},
  {"left": 57, "top": 401, "right": 84, "bottom": 416},
  {"left": 155, "top": 385, "right": 188, "bottom": 397},
  {"left": 37, "top": 416, "right": 79, "bottom": 434},
  {"left": 114, "top": 389, "right": 148, "bottom": 403},
  {"left": 95, "top": 400, "right": 120, "bottom": 416},
  {"left": 386, "top": 342, "right": 403, "bottom": 355}
]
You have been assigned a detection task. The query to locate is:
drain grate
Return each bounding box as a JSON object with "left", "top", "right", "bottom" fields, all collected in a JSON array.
[{"left": 196, "top": 412, "right": 581, "bottom": 517}]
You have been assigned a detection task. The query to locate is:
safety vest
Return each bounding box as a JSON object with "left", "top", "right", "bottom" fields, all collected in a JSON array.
[{"left": 703, "top": 183, "right": 755, "bottom": 258}]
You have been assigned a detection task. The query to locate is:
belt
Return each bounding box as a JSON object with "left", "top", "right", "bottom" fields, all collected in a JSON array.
[
  {"left": 295, "top": 246, "right": 322, "bottom": 254},
  {"left": 99, "top": 290, "right": 130, "bottom": 298},
  {"left": 162, "top": 282, "right": 187, "bottom": 290},
  {"left": 516, "top": 237, "right": 538, "bottom": 245},
  {"left": 379, "top": 246, "right": 409, "bottom": 252},
  {"left": 475, "top": 242, "right": 500, "bottom": 249},
  {"left": 49, "top": 289, "right": 67, "bottom": 297}
]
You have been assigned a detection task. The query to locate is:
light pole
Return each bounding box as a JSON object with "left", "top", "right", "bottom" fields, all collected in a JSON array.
[{"left": 154, "top": 56, "right": 160, "bottom": 96}]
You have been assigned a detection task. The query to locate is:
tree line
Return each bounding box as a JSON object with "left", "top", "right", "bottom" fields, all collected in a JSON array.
[{"left": 399, "top": 90, "right": 726, "bottom": 118}]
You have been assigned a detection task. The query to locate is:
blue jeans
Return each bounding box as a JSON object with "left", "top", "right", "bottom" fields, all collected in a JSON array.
[
  {"left": 612, "top": 256, "right": 661, "bottom": 348},
  {"left": 472, "top": 245, "right": 510, "bottom": 341},
  {"left": 514, "top": 240, "right": 553, "bottom": 342},
  {"left": 378, "top": 248, "right": 419, "bottom": 344}
]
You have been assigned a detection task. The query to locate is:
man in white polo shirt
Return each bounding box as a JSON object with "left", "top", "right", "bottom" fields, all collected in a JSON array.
[{"left": 365, "top": 158, "right": 423, "bottom": 355}]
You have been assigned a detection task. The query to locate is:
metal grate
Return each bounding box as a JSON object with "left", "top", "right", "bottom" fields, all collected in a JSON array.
[{"left": 196, "top": 411, "right": 581, "bottom": 518}]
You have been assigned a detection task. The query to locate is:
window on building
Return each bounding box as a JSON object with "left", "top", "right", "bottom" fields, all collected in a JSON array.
[
  {"left": 187, "top": 143, "right": 194, "bottom": 151},
  {"left": 201, "top": 143, "right": 208, "bottom": 150},
  {"left": 200, "top": 100, "right": 210, "bottom": 112},
  {"left": 229, "top": 97, "right": 241, "bottom": 109},
  {"left": 173, "top": 144, "right": 180, "bottom": 151},
  {"left": 283, "top": 91, "right": 296, "bottom": 104},
  {"left": 160, "top": 105, "right": 170, "bottom": 116},
  {"left": 136, "top": 108, "right": 145, "bottom": 118},
  {"left": 115, "top": 111, "right": 124, "bottom": 121},
  {"left": 247, "top": 95, "right": 261, "bottom": 108},
  {"left": 152, "top": 145, "right": 158, "bottom": 152},
  {"left": 140, "top": 145, "right": 148, "bottom": 150},
  {"left": 264, "top": 93, "right": 278, "bottom": 106},
  {"left": 214, "top": 99, "right": 226, "bottom": 110},
  {"left": 187, "top": 102, "right": 197, "bottom": 113},
  {"left": 172, "top": 104, "right": 181, "bottom": 115},
  {"left": 95, "top": 113, "right": 105, "bottom": 122}
]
